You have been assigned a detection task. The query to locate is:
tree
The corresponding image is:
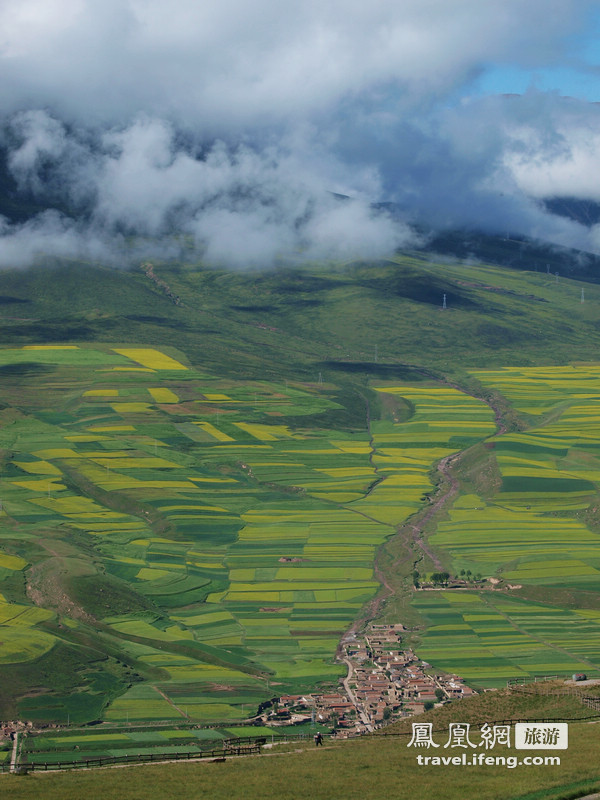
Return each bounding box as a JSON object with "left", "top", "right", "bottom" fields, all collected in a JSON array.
[
  {"left": 412, "top": 569, "right": 420, "bottom": 588},
  {"left": 435, "top": 688, "right": 444, "bottom": 701},
  {"left": 431, "top": 572, "right": 450, "bottom": 585},
  {"left": 383, "top": 707, "right": 392, "bottom": 721},
  {"left": 424, "top": 701, "right": 435, "bottom": 711}
]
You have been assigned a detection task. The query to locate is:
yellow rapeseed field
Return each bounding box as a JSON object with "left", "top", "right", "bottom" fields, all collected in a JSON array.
[
  {"left": 148, "top": 387, "right": 179, "bottom": 403},
  {"left": 112, "top": 347, "right": 188, "bottom": 370}
]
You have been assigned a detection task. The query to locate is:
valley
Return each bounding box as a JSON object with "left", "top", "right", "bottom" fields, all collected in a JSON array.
[{"left": 1, "top": 254, "right": 600, "bottom": 785}]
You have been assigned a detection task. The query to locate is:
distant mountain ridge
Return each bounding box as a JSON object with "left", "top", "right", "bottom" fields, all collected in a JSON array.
[
  {"left": 422, "top": 228, "right": 600, "bottom": 284},
  {"left": 543, "top": 197, "right": 600, "bottom": 227},
  {"left": 2, "top": 145, "right": 600, "bottom": 281}
]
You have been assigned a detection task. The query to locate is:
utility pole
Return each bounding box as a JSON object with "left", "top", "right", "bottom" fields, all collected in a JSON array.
[
  {"left": 442, "top": 294, "right": 447, "bottom": 309},
  {"left": 581, "top": 288, "right": 585, "bottom": 303}
]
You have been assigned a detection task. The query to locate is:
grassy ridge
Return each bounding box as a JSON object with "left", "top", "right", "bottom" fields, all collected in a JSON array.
[
  {"left": 1, "top": 255, "right": 600, "bottom": 380},
  {"left": 7, "top": 683, "right": 600, "bottom": 799}
]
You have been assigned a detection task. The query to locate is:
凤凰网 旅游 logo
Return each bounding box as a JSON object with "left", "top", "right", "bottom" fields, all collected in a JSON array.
[
  {"left": 407, "top": 722, "right": 568, "bottom": 751},
  {"left": 514, "top": 723, "right": 568, "bottom": 749}
]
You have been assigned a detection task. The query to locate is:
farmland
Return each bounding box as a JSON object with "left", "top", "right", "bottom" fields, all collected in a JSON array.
[
  {"left": 4, "top": 344, "right": 600, "bottom": 715},
  {"left": 412, "top": 364, "right": 600, "bottom": 685},
  {"left": 2, "top": 256, "right": 600, "bottom": 723},
  {"left": 0, "top": 339, "right": 501, "bottom": 723}
]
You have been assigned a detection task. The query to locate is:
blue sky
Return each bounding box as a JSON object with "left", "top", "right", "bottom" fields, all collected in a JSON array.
[
  {"left": 472, "top": 7, "right": 600, "bottom": 101},
  {"left": 473, "top": 64, "right": 600, "bottom": 100}
]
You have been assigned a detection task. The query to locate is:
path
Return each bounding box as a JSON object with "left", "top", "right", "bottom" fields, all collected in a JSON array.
[
  {"left": 396, "top": 369, "right": 509, "bottom": 572},
  {"left": 395, "top": 452, "right": 461, "bottom": 573},
  {"left": 386, "top": 367, "right": 511, "bottom": 576},
  {"left": 152, "top": 686, "right": 188, "bottom": 719},
  {"left": 574, "top": 795, "right": 600, "bottom": 800},
  {"left": 341, "top": 658, "right": 373, "bottom": 731},
  {"left": 10, "top": 731, "right": 19, "bottom": 773}
]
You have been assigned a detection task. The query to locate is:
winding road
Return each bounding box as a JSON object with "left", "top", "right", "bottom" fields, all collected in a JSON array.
[{"left": 341, "top": 658, "right": 373, "bottom": 731}]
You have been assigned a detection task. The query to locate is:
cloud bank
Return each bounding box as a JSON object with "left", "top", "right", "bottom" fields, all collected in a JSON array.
[{"left": 0, "top": 0, "right": 599, "bottom": 267}]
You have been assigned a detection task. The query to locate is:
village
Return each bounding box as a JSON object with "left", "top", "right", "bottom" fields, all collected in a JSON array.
[
  {"left": 263, "top": 622, "right": 475, "bottom": 734},
  {"left": 0, "top": 623, "right": 476, "bottom": 749}
]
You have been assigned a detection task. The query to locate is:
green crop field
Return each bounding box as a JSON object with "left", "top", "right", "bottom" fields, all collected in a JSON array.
[
  {"left": 0, "top": 338, "right": 500, "bottom": 722},
  {"left": 409, "top": 364, "right": 600, "bottom": 684},
  {"left": 3, "top": 256, "right": 600, "bottom": 724}
]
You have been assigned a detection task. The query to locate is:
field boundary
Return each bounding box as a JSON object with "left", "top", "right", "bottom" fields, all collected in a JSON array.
[
  {"left": 5, "top": 732, "right": 339, "bottom": 773},
  {"left": 3, "top": 741, "right": 263, "bottom": 773}
]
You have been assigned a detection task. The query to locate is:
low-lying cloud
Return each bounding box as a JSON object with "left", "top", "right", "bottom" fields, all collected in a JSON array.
[
  {"left": 0, "top": 0, "right": 599, "bottom": 268},
  {"left": 0, "top": 113, "right": 414, "bottom": 267}
]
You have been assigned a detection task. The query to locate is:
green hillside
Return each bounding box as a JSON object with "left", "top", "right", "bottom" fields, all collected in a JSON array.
[{"left": 2, "top": 253, "right": 600, "bottom": 378}]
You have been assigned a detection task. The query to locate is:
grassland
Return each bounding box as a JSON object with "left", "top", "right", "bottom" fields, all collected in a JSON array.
[{"left": 4, "top": 715, "right": 600, "bottom": 800}]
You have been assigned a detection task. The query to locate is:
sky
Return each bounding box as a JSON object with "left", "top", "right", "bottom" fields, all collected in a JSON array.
[
  {"left": 1, "top": 0, "right": 600, "bottom": 267},
  {"left": 472, "top": 8, "right": 600, "bottom": 101}
]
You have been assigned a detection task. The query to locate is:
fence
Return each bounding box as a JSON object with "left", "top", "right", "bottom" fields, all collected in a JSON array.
[
  {"left": 1, "top": 731, "right": 334, "bottom": 774},
  {"left": 507, "top": 676, "right": 559, "bottom": 687},
  {"left": 2, "top": 743, "right": 262, "bottom": 774},
  {"left": 509, "top": 679, "right": 600, "bottom": 710}
]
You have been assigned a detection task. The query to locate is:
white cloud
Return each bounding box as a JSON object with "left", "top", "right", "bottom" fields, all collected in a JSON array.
[
  {"left": 0, "top": 1, "right": 599, "bottom": 267},
  {"left": 504, "top": 108, "right": 600, "bottom": 200},
  {"left": 7, "top": 110, "right": 67, "bottom": 193},
  {"left": 0, "top": 0, "right": 591, "bottom": 127}
]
